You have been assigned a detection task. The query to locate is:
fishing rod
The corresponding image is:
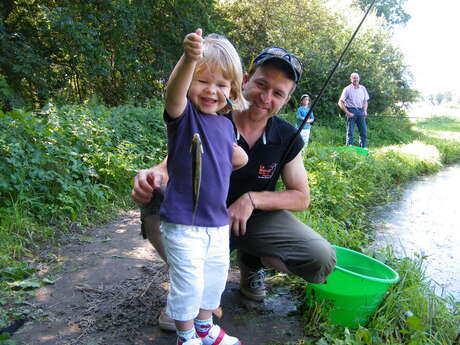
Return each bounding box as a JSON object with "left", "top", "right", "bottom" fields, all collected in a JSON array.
[
  {"left": 367, "top": 115, "right": 406, "bottom": 118},
  {"left": 267, "top": 0, "right": 378, "bottom": 189}
]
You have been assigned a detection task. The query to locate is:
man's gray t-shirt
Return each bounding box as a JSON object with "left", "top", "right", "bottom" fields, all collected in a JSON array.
[{"left": 340, "top": 84, "right": 369, "bottom": 109}]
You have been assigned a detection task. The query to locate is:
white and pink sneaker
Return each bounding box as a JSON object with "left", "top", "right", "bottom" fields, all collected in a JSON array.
[
  {"left": 199, "top": 324, "right": 241, "bottom": 345},
  {"left": 177, "top": 337, "right": 203, "bottom": 345}
]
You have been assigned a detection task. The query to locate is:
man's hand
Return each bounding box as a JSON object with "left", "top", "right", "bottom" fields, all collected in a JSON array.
[
  {"left": 228, "top": 193, "right": 255, "bottom": 237},
  {"left": 131, "top": 168, "right": 164, "bottom": 204},
  {"left": 345, "top": 111, "right": 354, "bottom": 118},
  {"left": 183, "top": 28, "right": 203, "bottom": 62}
]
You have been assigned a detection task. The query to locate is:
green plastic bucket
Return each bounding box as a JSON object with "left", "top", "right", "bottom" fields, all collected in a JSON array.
[
  {"left": 337, "top": 145, "right": 369, "bottom": 156},
  {"left": 304, "top": 245, "right": 399, "bottom": 328}
]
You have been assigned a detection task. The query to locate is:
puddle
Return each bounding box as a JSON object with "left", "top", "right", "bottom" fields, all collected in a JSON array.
[{"left": 372, "top": 163, "right": 460, "bottom": 301}]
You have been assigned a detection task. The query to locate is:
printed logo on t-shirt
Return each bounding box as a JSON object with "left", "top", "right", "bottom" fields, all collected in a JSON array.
[{"left": 258, "top": 163, "right": 277, "bottom": 179}]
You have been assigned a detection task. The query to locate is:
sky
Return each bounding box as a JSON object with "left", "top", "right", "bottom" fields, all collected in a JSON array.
[{"left": 393, "top": 0, "right": 460, "bottom": 97}]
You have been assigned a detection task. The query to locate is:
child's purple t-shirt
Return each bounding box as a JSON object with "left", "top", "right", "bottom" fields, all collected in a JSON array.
[{"left": 160, "top": 100, "right": 235, "bottom": 227}]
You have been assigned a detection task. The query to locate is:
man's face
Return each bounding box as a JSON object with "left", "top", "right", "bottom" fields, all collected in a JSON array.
[
  {"left": 351, "top": 74, "right": 360, "bottom": 86},
  {"left": 242, "top": 65, "right": 294, "bottom": 120}
]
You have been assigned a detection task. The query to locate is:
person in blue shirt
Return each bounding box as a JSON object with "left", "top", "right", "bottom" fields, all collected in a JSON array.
[{"left": 296, "top": 94, "right": 315, "bottom": 152}]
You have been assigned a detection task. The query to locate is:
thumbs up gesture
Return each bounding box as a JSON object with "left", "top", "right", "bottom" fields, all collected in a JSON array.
[{"left": 184, "top": 28, "right": 204, "bottom": 62}]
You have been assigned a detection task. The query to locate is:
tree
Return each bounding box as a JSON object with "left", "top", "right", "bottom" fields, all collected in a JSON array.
[
  {"left": 218, "top": 0, "right": 417, "bottom": 117},
  {"left": 352, "top": 0, "right": 411, "bottom": 26},
  {"left": 0, "top": 0, "right": 223, "bottom": 106},
  {"left": 1, "top": 0, "right": 417, "bottom": 112}
]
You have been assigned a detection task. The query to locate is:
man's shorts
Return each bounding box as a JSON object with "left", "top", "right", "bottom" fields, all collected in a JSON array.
[
  {"left": 231, "top": 210, "right": 336, "bottom": 284},
  {"left": 140, "top": 189, "right": 164, "bottom": 239},
  {"left": 140, "top": 192, "right": 336, "bottom": 284}
]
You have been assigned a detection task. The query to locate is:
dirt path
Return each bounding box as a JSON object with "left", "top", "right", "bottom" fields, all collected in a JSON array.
[{"left": 12, "top": 211, "right": 305, "bottom": 345}]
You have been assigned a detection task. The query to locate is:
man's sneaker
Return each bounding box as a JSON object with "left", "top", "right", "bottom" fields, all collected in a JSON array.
[
  {"left": 237, "top": 252, "right": 266, "bottom": 302},
  {"left": 199, "top": 324, "right": 241, "bottom": 345},
  {"left": 240, "top": 267, "right": 266, "bottom": 301},
  {"left": 238, "top": 252, "right": 266, "bottom": 302},
  {"left": 177, "top": 338, "right": 203, "bottom": 345},
  {"left": 158, "top": 308, "right": 176, "bottom": 332}
]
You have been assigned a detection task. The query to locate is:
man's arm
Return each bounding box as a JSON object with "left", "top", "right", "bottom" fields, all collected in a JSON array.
[
  {"left": 362, "top": 99, "right": 368, "bottom": 117},
  {"left": 338, "top": 88, "right": 353, "bottom": 118},
  {"left": 338, "top": 99, "right": 353, "bottom": 118},
  {"left": 251, "top": 153, "right": 309, "bottom": 211},
  {"left": 295, "top": 108, "right": 304, "bottom": 120},
  {"left": 229, "top": 153, "right": 309, "bottom": 236},
  {"left": 131, "top": 158, "right": 169, "bottom": 204}
]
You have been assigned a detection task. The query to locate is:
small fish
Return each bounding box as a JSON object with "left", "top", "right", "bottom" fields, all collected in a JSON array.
[{"left": 190, "top": 133, "right": 203, "bottom": 226}]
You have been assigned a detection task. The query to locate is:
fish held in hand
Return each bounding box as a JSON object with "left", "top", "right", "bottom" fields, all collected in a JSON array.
[{"left": 190, "top": 133, "right": 203, "bottom": 225}]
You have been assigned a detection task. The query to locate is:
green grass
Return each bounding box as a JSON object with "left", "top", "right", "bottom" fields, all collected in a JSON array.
[
  {"left": 1, "top": 108, "right": 460, "bottom": 344},
  {"left": 0, "top": 102, "right": 168, "bottom": 338},
  {"left": 275, "top": 114, "right": 460, "bottom": 345},
  {"left": 416, "top": 116, "right": 460, "bottom": 132},
  {"left": 0, "top": 103, "right": 167, "bottom": 266}
]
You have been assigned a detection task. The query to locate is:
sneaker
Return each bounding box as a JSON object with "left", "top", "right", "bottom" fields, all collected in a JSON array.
[
  {"left": 158, "top": 308, "right": 176, "bottom": 332},
  {"left": 177, "top": 338, "right": 203, "bottom": 345},
  {"left": 238, "top": 254, "right": 266, "bottom": 302},
  {"left": 199, "top": 324, "right": 241, "bottom": 345},
  {"left": 158, "top": 308, "right": 223, "bottom": 332}
]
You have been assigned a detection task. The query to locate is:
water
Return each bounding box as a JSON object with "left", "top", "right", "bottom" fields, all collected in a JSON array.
[{"left": 372, "top": 163, "right": 460, "bottom": 301}]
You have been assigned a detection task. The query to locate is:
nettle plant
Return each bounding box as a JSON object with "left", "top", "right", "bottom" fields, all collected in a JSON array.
[{"left": 0, "top": 103, "right": 166, "bottom": 224}]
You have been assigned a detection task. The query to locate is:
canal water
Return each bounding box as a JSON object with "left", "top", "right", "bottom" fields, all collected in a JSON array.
[{"left": 371, "top": 163, "right": 460, "bottom": 301}]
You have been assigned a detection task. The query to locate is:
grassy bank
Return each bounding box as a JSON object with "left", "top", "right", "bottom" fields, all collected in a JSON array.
[
  {"left": 0, "top": 103, "right": 167, "bottom": 266},
  {"left": 1, "top": 105, "right": 460, "bottom": 344},
  {"left": 0, "top": 103, "right": 167, "bottom": 336},
  {"left": 280, "top": 114, "right": 460, "bottom": 345}
]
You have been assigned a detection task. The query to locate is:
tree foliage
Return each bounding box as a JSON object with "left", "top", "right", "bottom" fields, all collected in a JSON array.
[
  {"left": 0, "top": 0, "right": 221, "bottom": 107},
  {"left": 352, "top": 0, "right": 411, "bottom": 26},
  {"left": 219, "top": 0, "right": 417, "bottom": 116},
  {"left": 0, "top": 0, "right": 417, "bottom": 115}
]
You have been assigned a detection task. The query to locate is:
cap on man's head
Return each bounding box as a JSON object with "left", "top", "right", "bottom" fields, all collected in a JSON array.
[
  {"left": 250, "top": 47, "right": 302, "bottom": 83},
  {"left": 300, "top": 94, "right": 310, "bottom": 101}
]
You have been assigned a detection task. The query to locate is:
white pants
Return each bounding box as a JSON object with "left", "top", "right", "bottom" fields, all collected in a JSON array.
[
  {"left": 300, "top": 129, "right": 311, "bottom": 157},
  {"left": 160, "top": 222, "right": 230, "bottom": 321},
  {"left": 300, "top": 129, "right": 311, "bottom": 147}
]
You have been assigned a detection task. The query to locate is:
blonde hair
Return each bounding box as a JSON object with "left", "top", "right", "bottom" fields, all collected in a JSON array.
[{"left": 195, "top": 33, "right": 247, "bottom": 112}]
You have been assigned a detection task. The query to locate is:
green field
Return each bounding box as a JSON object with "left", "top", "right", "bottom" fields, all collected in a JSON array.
[{"left": 1, "top": 107, "right": 460, "bottom": 344}]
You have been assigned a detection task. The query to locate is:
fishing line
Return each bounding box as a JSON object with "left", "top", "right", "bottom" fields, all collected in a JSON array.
[
  {"left": 267, "top": 0, "right": 378, "bottom": 189},
  {"left": 367, "top": 115, "right": 451, "bottom": 120}
]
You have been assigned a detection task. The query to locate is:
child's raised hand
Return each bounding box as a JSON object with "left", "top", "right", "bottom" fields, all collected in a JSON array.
[{"left": 183, "top": 28, "right": 203, "bottom": 62}]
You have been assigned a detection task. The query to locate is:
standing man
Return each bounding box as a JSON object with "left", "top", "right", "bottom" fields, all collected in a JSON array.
[
  {"left": 132, "top": 46, "right": 336, "bottom": 331},
  {"left": 338, "top": 72, "right": 370, "bottom": 148}
]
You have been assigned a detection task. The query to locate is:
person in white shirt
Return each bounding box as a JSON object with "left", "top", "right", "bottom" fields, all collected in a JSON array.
[{"left": 338, "top": 72, "right": 370, "bottom": 148}]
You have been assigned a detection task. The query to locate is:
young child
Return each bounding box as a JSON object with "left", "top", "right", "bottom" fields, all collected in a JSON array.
[
  {"left": 159, "top": 28, "right": 247, "bottom": 345},
  {"left": 296, "top": 94, "right": 315, "bottom": 152}
]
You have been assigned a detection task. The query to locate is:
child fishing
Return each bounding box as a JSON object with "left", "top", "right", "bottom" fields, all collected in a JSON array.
[
  {"left": 296, "top": 93, "right": 314, "bottom": 152},
  {"left": 159, "top": 28, "right": 248, "bottom": 345}
]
